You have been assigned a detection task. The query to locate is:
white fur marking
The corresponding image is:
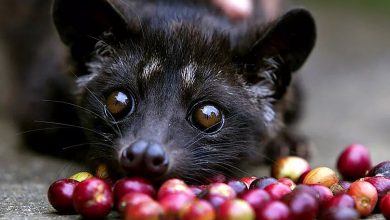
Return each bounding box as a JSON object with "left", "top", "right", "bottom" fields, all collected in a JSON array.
[
  {"left": 181, "top": 63, "right": 197, "bottom": 87},
  {"left": 142, "top": 58, "right": 160, "bottom": 79},
  {"left": 76, "top": 73, "right": 98, "bottom": 88},
  {"left": 74, "top": 73, "right": 98, "bottom": 99},
  {"left": 263, "top": 104, "right": 275, "bottom": 123}
]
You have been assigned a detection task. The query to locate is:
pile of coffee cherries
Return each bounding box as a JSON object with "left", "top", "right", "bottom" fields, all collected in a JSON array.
[{"left": 48, "top": 144, "right": 390, "bottom": 219}]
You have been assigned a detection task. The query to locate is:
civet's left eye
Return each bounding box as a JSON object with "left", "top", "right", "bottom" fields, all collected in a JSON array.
[
  {"left": 105, "top": 90, "right": 135, "bottom": 120},
  {"left": 190, "top": 102, "right": 224, "bottom": 133}
]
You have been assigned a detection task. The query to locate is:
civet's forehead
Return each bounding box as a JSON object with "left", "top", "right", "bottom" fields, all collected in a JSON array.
[{"left": 139, "top": 56, "right": 204, "bottom": 90}]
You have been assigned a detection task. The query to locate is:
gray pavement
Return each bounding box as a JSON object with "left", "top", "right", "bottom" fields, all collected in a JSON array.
[{"left": 0, "top": 2, "right": 389, "bottom": 219}]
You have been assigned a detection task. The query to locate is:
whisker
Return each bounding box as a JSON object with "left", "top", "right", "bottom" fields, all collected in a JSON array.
[
  {"left": 41, "top": 99, "right": 121, "bottom": 137},
  {"left": 69, "top": 70, "right": 123, "bottom": 139},
  {"left": 61, "top": 142, "right": 114, "bottom": 151},
  {"left": 193, "top": 161, "right": 250, "bottom": 179},
  {"left": 182, "top": 175, "right": 204, "bottom": 185},
  {"left": 214, "top": 161, "right": 251, "bottom": 176},
  {"left": 87, "top": 154, "right": 118, "bottom": 163},
  {"left": 16, "top": 127, "right": 71, "bottom": 136},
  {"left": 182, "top": 134, "right": 206, "bottom": 150},
  {"left": 61, "top": 143, "right": 90, "bottom": 151}
]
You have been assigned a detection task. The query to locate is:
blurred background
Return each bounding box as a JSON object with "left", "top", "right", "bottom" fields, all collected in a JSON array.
[
  {"left": 0, "top": 0, "right": 389, "bottom": 218},
  {"left": 293, "top": 0, "right": 390, "bottom": 167}
]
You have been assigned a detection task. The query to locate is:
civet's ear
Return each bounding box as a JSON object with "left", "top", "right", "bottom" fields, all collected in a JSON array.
[
  {"left": 52, "top": 0, "right": 131, "bottom": 65},
  {"left": 240, "top": 8, "right": 316, "bottom": 98}
]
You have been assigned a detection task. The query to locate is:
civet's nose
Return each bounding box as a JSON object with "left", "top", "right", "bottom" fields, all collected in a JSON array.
[{"left": 120, "top": 140, "right": 169, "bottom": 177}]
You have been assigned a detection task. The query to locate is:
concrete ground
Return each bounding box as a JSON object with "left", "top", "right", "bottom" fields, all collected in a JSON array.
[{"left": 0, "top": 2, "right": 389, "bottom": 219}]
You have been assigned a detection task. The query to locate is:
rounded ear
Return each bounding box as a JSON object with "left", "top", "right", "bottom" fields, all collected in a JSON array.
[
  {"left": 248, "top": 8, "right": 316, "bottom": 72},
  {"left": 52, "top": 0, "right": 130, "bottom": 68},
  {"left": 240, "top": 8, "right": 316, "bottom": 98}
]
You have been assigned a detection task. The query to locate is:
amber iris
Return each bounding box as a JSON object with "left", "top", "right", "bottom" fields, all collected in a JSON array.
[
  {"left": 105, "top": 91, "right": 133, "bottom": 119},
  {"left": 192, "top": 104, "right": 223, "bottom": 132}
]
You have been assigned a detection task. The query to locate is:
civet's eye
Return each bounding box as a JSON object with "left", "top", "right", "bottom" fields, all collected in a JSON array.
[
  {"left": 190, "top": 103, "right": 224, "bottom": 133},
  {"left": 105, "top": 90, "right": 134, "bottom": 120}
]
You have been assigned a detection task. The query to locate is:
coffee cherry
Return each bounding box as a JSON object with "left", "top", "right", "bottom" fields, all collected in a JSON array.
[
  {"left": 318, "top": 207, "right": 359, "bottom": 220},
  {"left": 216, "top": 199, "right": 255, "bottom": 220},
  {"left": 303, "top": 167, "right": 339, "bottom": 187},
  {"left": 113, "top": 177, "right": 156, "bottom": 203},
  {"left": 256, "top": 201, "right": 290, "bottom": 220},
  {"left": 47, "top": 179, "right": 79, "bottom": 213},
  {"left": 159, "top": 192, "right": 195, "bottom": 220},
  {"left": 272, "top": 156, "right": 310, "bottom": 183},
  {"left": 181, "top": 199, "right": 215, "bottom": 220},
  {"left": 347, "top": 180, "right": 378, "bottom": 217},
  {"left": 380, "top": 194, "right": 390, "bottom": 219},
  {"left": 240, "top": 176, "right": 257, "bottom": 188},
  {"left": 368, "top": 160, "right": 390, "bottom": 178},
  {"left": 72, "top": 178, "right": 113, "bottom": 219},
  {"left": 95, "top": 163, "right": 110, "bottom": 179},
  {"left": 157, "top": 179, "right": 194, "bottom": 200},
  {"left": 69, "top": 172, "right": 93, "bottom": 182},
  {"left": 337, "top": 144, "right": 371, "bottom": 180},
  {"left": 207, "top": 183, "right": 236, "bottom": 200},
  {"left": 227, "top": 180, "right": 248, "bottom": 196},
  {"left": 250, "top": 177, "right": 277, "bottom": 189},
  {"left": 310, "top": 184, "right": 333, "bottom": 204},
  {"left": 264, "top": 182, "right": 292, "bottom": 200},
  {"left": 282, "top": 191, "right": 319, "bottom": 220},
  {"left": 207, "top": 195, "right": 228, "bottom": 210},
  {"left": 124, "top": 200, "right": 165, "bottom": 220},
  {"left": 240, "top": 189, "right": 271, "bottom": 211},
  {"left": 278, "top": 177, "right": 296, "bottom": 190},
  {"left": 117, "top": 192, "right": 153, "bottom": 213}
]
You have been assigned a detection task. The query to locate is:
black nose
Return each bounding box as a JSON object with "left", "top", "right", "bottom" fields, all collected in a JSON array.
[{"left": 120, "top": 140, "right": 169, "bottom": 177}]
